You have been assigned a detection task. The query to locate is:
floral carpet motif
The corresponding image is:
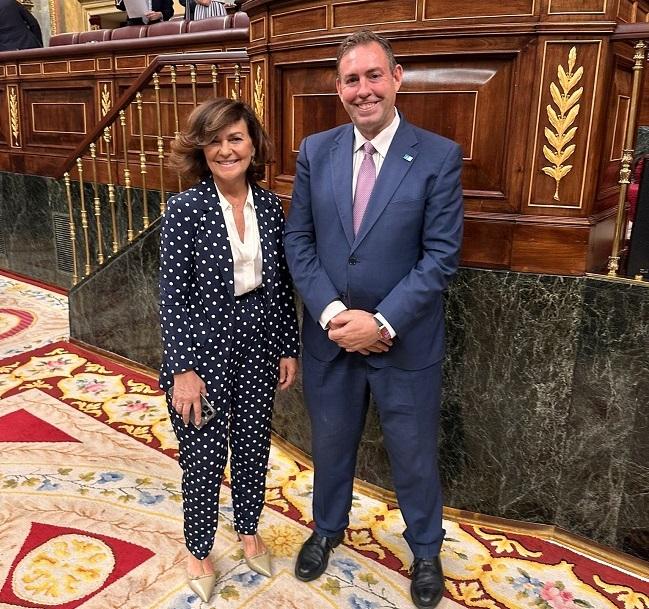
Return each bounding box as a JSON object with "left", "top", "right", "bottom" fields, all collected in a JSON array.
[
  {"left": 0, "top": 274, "right": 648, "bottom": 609},
  {"left": 0, "top": 274, "right": 68, "bottom": 358}
]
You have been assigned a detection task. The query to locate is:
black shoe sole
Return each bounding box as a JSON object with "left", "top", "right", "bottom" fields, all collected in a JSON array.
[{"left": 410, "top": 589, "right": 444, "bottom": 609}]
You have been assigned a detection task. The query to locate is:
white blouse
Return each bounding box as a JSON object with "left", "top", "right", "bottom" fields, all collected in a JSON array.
[{"left": 215, "top": 184, "right": 263, "bottom": 296}]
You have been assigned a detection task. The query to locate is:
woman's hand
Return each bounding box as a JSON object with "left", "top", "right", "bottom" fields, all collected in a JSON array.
[
  {"left": 172, "top": 369, "right": 206, "bottom": 426},
  {"left": 278, "top": 357, "right": 298, "bottom": 390}
]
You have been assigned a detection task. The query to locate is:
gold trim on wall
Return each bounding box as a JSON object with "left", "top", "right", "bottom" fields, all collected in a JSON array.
[
  {"left": 528, "top": 40, "right": 602, "bottom": 209},
  {"left": 547, "top": 0, "right": 606, "bottom": 15},
  {"left": 49, "top": 0, "right": 58, "bottom": 34},
  {"left": 8, "top": 86, "right": 21, "bottom": 148},
  {"left": 542, "top": 46, "right": 583, "bottom": 202},
  {"left": 100, "top": 82, "right": 111, "bottom": 117},
  {"left": 253, "top": 64, "right": 265, "bottom": 123}
]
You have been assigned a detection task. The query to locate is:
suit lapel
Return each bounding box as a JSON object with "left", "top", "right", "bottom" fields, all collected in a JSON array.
[
  {"left": 352, "top": 120, "right": 419, "bottom": 251},
  {"left": 198, "top": 177, "right": 237, "bottom": 302},
  {"left": 251, "top": 184, "right": 278, "bottom": 295},
  {"left": 330, "top": 126, "right": 355, "bottom": 247}
]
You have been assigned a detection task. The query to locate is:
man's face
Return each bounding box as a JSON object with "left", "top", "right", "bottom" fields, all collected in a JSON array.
[{"left": 336, "top": 41, "right": 403, "bottom": 140}]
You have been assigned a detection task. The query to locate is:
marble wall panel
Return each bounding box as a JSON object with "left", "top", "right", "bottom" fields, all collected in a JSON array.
[
  {"left": 442, "top": 271, "right": 585, "bottom": 525},
  {"left": 68, "top": 220, "right": 162, "bottom": 370},
  {"left": 557, "top": 279, "right": 649, "bottom": 559},
  {"left": 0, "top": 171, "right": 70, "bottom": 287}
]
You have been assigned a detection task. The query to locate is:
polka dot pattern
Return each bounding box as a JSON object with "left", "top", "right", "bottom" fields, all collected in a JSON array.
[{"left": 158, "top": 178, "right": 300, "bottom": 559}]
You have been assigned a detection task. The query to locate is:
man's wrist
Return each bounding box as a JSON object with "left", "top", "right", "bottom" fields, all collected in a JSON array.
[{"left": 373, "top": 315, "right": 392, "bottom": 341}]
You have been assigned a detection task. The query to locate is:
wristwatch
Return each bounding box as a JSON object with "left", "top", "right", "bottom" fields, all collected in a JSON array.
[{"left": 373, "top": 315, "right": 391, "bottom": 341}]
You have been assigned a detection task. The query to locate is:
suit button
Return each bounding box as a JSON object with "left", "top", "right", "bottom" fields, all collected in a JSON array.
[{"left": 348, "top": 257, "right": 358, "bottom": 265}]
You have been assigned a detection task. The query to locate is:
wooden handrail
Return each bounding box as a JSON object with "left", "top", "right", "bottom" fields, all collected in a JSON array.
[{"left": 58, "top": 50, "right": 248, "bottom": 179}]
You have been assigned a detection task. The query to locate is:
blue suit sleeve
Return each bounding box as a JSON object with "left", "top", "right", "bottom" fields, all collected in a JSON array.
[
  {"left": 376, "top": 143, "right": 464, "bottom": 335},
  {"left": 159, "top": 196, "right": 200, "bottom": 375},
  {"left": 284, "top": 137, "right": 341, "bottom": 322}
]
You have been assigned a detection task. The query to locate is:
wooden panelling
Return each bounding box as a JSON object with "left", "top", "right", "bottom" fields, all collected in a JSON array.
[
  {"left": 21, "top": 86, "right": 94, "bottom": 148},
  {"left": 511, "top": 223, "right": 589, "bottom": 274},
  {"left": 460, "top": 219, "right": 513, "bottom": 268},
  {"left": 250, "top": 17, "right": 267, "bottom": 41},
  {"left": 271, "top": 6, "right": 327, "bottom": 37},
  {"left": 31, "top": 103, "right": 87, "bottom": 134},
  {"left": 115, "top": 55, "right": 148, "bottom": 70},
  {"left": 0, "top": 87, "right": 7, "bottom": 146},
  {"left": 70, "top": 59, "right": 96, "bottom": 73},
  {"left": 594, "top": 59, "right": 633, "bottom": 215},
  {"left": 547, "top": 0, "right": 606, "bottom": 14},
  {"left": 19, "top": 63, "right": 41, "bottom": 76},
  {"left": 527, "top": 41, "right": 602, "bottom": 210},
  {"left": 97, "top": 57, "right": 112, "bottom": 71},
  {"left": 282, "top": 55, "right": 518, "bottom": 203},
  {"left": 423, "top": 0, "right": 534, "bottom": 20},
  {"left": 609, "top": 95, "right": 630, "bottom": 161},
  {"left": 332, "top": 0, "right": 417, "bottom": 28},
  {"left": 6, "top": 65, "right": 17, "bottom": 76},
  {"left": 43, "top": 61, "right": 69, "bottom": 74},
  {"left": 617, "top": 0, "right": 634, "bottom": 22}
]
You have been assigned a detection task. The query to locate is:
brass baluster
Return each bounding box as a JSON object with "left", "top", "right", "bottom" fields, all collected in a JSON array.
[
  {"left": 103, "top": 126, "right": 119, "bottom": 253},
  {"left": 136, "top": 91, "right": 149, "bottom": 229},
  {"left": 119, "top": 109, "right": 134, "bottom": 242},
  {"left": 170, "top": 64, "right": 182, "bottom": 194},
  {"left": 75, "top": 158, "right": 92, "bottom": 277},
  {"left": 211, "top": 64, "right": 218, "bottom": 98},
  {"left": 153, "top": 71, "right": 166, "bottom": 213},
  {"left": 63, "top": 172, "right": 79, "bottom": 284},
  {"left": 234, "top": 63, "right": 241, "bottom": 100},
  {"left": 608, "top": 40, "right": 647, "bottom": 276},
  {"left": 190, "top": 64, "right": 198, "bottom": 107},
  {"left": 89, "top": 143, "right": 104, "bottom": 264}
]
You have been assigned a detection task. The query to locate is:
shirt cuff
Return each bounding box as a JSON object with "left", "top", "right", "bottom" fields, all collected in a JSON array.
[
  {"left": 374, "top": 313, "right": 396, "bottom": 338},
  {"left": 319, "top": 300, "right": 348, "bottom": 330}
]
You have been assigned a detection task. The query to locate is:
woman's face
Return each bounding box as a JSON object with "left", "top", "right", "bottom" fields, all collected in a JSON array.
[{"left": 202, "top": 118, "right": 255, "bottom": 189}]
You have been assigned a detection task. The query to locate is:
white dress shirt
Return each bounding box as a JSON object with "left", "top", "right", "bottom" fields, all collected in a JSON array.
[
  {"left": 319, "top": 110, "right": 401, "bottom": 337},
  {"left": 215, "top": 184, "right": 263, "bottom": 297}
]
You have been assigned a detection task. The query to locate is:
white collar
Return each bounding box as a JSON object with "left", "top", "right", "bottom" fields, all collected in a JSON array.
[
  {"left": 353, "top": 108, "right": 400, "bottom": 157},
  {"left": 214, "top": 183, "right": 254, "bottom": 211}
]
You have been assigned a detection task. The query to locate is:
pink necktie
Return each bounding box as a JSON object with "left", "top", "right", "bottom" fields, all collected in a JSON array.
[{"left": 353, "top": 142, "right": 376, "bottom": 235}]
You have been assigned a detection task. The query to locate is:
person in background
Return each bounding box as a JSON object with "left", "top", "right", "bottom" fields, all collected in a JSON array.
[
  {"left": 160, "top": 98, "right": 300, "bottom": 603},
  {"left": 285, "top": 30, "right": 463, "bottom": 609},
  {"left": 0, "top": 0, "right": 42, "bottom": 51},
  {"left": 180, "top": 0, "right": 227, "bottom": 21},
  {"left": 115, "top": 0, "right": 173, "bottom": 25}
]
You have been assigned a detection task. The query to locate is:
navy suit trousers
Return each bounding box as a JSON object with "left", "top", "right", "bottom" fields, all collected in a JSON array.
[{"left": 302, "top": 349, "right": 445, "bottom": 559}]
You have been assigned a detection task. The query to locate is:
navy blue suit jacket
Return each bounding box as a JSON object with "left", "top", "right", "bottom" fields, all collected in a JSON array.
[
  {"left": 159, "top": 179, "right": 300, "bottom": 395},
  {"left": 285, "top": 116, "right": 463, "bottom": 370}
]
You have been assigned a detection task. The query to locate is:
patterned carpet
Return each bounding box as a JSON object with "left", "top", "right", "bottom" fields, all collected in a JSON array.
[{"left": 1, "top": 271, "right": 648, "bottom": 609}]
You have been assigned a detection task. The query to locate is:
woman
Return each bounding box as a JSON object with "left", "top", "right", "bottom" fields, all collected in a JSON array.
[
  {"left": 159, "top": 99, "right": 300, "bottom": 602},
  {"left": 180, "top": 0, "right": 226, "bottom": 21}
]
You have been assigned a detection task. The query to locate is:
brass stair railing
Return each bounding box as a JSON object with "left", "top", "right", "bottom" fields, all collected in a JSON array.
[{"left": 59, "top": 51, "right": 249, "bottom": 285}]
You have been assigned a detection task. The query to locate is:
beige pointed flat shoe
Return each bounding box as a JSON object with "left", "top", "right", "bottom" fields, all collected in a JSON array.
[
  {"left": 188, "top": 573, "right": 217, "bottom": 603},
  {"left": 239, "top": 533, "right": 273, "bottom": 578}
]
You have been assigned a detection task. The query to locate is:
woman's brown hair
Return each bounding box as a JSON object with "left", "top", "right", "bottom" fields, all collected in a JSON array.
[{"left": 169, "top": 98, "right": 272, "bottom": 183}]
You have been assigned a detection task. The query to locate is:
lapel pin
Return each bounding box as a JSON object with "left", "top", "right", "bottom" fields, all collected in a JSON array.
[{"left": 403, "top": 154, "right": 413, "bottom": 162}]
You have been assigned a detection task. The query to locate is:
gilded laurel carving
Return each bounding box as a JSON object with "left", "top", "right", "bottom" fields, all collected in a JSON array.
[
  {"left": 542, "top": 46, "right": 583, "bottom": 201},
  {"left": 8, "top": 87, "right": 20, "bottom": 146},
  {"left": 101, "top": 84, "right": 111, "bottom": 117},
  {"left": 254, "top": 65, "right": 265, "bottom": 122}
]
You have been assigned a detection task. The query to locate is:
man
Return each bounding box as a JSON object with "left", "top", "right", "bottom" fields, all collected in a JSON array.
[
  {"left": 284, "top": 30, "right": 463, "bottom": 609},
  {"left": 115, "top": 0, "right": 173, "bottom": 25},
  {"left": 0, "top": 0, "right": 43, "bottom": 51}
]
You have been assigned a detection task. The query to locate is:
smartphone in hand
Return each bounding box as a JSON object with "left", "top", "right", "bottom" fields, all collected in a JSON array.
[{"left": 167, "top": 387, "right": 217, "bottom": 430}]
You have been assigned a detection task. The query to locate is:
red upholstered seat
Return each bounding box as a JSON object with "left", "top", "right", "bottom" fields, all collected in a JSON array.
[
  {"left": 186, "top": 15, "right": 231, "bottom": 33},
  {"left": 110, "top": 25, "right": 148, "bottom": 40},
  {"left": 48, "top": 32, "right": 80, "bottom": 46},
  {"left": 147, "top": 20, "right": 186, "bottom": 36},
  {"left": 78, "top": 30, "right": 112, "bottom": 43},
  {"left": 230, "top": 11, "right": 249, "bottom": 28}
]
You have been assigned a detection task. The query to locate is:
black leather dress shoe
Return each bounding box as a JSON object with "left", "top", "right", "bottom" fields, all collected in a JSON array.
[
  {"left": 410, "top": 556, "right": 444, "bottom": 609},
  {"left": 295, "top": 531, "right": 345, "bottom": 581}
]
